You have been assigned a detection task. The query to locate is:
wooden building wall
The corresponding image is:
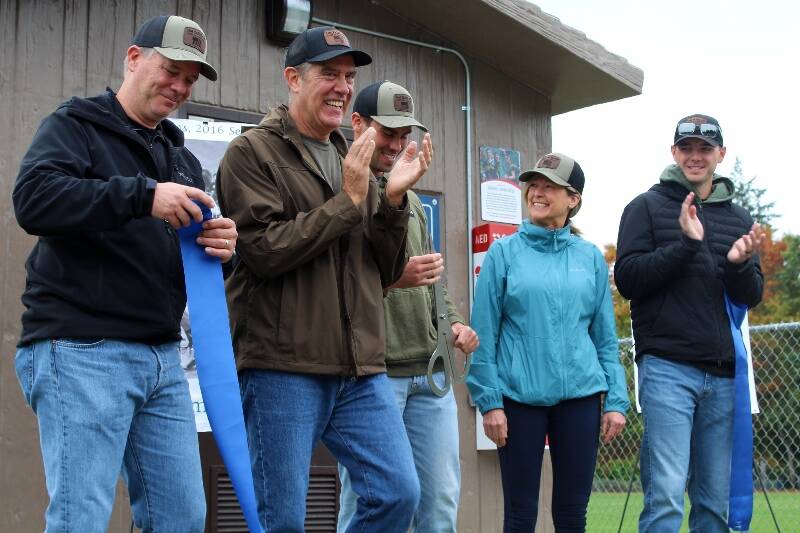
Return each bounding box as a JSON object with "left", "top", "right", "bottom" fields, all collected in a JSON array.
[{"left": 0, "top": 0, "right": 552, "bottom": 531}]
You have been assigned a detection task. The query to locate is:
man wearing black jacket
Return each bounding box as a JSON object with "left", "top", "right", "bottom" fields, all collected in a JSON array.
[
  {"left": 12, "top": 16, "right": 236, "bottom": 532},
  {"left": 615, "top": 114, "right": 764, "bottom": 532}
]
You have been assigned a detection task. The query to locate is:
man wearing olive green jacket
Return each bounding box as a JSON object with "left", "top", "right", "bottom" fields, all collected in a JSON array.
[{"left": 337, "top": 81, "right": 479, "bottom": 533}]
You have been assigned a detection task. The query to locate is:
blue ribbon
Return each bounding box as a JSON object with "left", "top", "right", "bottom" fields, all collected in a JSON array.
[
  {"left": 724, "top": 293, "right": 753, "bottom": 531},
  {"left": 178, "top": 206, "right": 263, "bottom": 533}
]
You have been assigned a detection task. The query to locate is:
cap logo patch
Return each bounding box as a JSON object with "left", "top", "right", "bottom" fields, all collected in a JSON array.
[
  {"left": 324, "top": 29, "right": 350, "bottom": 47},
  {"left": 393, "top": 94, "right": 412, "bottom": 113},
  {"left": 687, "top": 116, "right": 707, "bottom": 125},
  {"left": 183, "top": 27, "right": 206, "bottom": 54},
  {"left": 538, "top": 154, "right": 561, "bottom": 170}
]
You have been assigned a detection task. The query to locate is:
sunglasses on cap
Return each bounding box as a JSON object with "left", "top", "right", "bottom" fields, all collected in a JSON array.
[{"left": 676, "top": 122, "right": 720, "bottom": 137}]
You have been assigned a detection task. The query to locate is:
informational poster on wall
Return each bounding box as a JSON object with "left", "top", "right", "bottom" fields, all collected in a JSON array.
[
  {"left": 479, "top": 145, "right": 522, "bottom": 224},
  {"left": 417, "top": 192, "right": 441, "bottom": 252},
  {"left": 169, "top": 118, "right": 249, "bottom": 432}
]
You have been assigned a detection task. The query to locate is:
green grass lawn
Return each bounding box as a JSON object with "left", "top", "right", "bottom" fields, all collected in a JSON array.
[{"left": 586, "top": 491, "right": 797, "bottom": 532}]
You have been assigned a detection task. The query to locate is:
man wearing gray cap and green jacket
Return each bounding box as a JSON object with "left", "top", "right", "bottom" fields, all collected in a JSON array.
[{"left": 337, "top": 81, "right": 479, "bottom": 533}]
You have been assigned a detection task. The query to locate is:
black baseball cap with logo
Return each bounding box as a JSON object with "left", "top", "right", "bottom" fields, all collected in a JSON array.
[
  {"left": 284, "top": 26, "right": 372, "bottom": 68},
  {"left": 673, "top": 114, "right": 724, "bottom": 147},
  {"left": 132, "top": 15, "right": 217, "bottom": 81},
  {"left": 352, "top": 81, "right": 427, "bottom": 131}
]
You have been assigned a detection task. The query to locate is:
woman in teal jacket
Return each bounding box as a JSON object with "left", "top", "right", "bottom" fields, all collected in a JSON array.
[{"left": 466, "top": 153, "right": 629, "bottom": 532}]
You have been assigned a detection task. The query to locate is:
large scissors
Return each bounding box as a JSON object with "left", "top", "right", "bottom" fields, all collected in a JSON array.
[{"left": 426, "top": 279, "right": 471, "bottom": 397}]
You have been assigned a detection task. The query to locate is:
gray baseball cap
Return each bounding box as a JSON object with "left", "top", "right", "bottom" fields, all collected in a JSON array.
[
  {"left": 519, "top": 152, "right": 584, "bottom": 216},
  {"left": 132, "top": 15, "right": 218, "bottom": 81},
  {"left": 353, "top": 81, "right": 427, "bottom": 131},
  {"left": 519, "top": 153, "right": 585, "bottom": 194}
]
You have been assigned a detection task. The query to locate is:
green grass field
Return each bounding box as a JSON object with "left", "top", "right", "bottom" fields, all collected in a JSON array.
[{"left": 585, "top": 492, "right": 797, "bottom": 532}]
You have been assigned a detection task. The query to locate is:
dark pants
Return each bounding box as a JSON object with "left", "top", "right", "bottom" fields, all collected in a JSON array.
[{"left": 498, "top": 394, "right": 601, "bottom": 533}]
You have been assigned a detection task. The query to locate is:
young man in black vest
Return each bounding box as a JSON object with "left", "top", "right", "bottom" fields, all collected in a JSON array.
[{"left": 615, "top": 114, "right": 764, "bottom": 532}]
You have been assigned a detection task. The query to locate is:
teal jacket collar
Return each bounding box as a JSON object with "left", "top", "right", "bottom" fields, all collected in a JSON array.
[{"left": 519, "top": 220, "right": 575, "bottom": 252}]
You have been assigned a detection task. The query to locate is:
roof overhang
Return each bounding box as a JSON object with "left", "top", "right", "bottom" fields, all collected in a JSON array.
[{"left": 372, "top": 0, "right": 644, "bottom": 115}]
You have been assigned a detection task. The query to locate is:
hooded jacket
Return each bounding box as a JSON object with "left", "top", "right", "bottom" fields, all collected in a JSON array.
[
  {"left": 615, "top": 165, "right": 763, "bottom": 373},
  {"left": 466, "top": 221, "right": 629, "bottom": 415},
  {"left": 13, "top": 89, "right": 203, "bottom": 345},
  {"left": 217, "top": 105, "right": 409, "bottom": 376}
]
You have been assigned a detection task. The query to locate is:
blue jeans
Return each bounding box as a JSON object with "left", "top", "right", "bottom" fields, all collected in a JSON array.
[
  {"left": 14, "top": 339, "right": 205, "bottom": 533},
  {"left": 240, "top": 369, "right": 419, "bottom": 533},
  {"left": 638, "top": 355, "right": 734, "bottom": 533},
  {"left": 338, "top": 371, "right": 460, "bottom": 532}
]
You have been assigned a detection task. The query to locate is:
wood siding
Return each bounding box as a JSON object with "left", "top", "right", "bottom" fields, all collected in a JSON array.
[{"left": 0, "top": 1, "right": 552, "bottom": 531}]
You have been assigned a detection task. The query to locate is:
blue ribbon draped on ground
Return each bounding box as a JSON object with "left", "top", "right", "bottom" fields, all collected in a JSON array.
[
  {"left": 178, "top": 206, "right": 263, "bottom": 533},
  {"left": 724, "top": 293, "right": 753, "bottom": 531}
]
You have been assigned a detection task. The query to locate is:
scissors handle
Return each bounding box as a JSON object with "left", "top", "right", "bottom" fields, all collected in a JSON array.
[
  {"left": 426, "top": 343, "right": 471, "bottom": 397},
  {"left": 451, "top": 352, "right": 471, "bottom": 383},
  {"left": 427, "top": 348, "right": 452, "bottom": 398},
  {"left": 427, "top": 278, "right": 475, "bottom": 396}
]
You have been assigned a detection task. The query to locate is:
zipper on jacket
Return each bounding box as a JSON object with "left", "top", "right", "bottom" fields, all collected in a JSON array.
[
  {"left": 288, "top": 134, "right": 360, "bottom": 373},
  {"left": 336, "top": 236, "right": 359, "bottom": 376},
  {"left": 558, "top": 250, "right": 568, "bottom": 399},
  {"left": 163, "top": 222, "right": 180, "bottom": 322},
  {"left": 281, "top": 126, "right": 361, "bottom": 374},
  {"left": 697, "top": 202, "right": 726, "bottom": 357},
  {"left": 344, "top": 308, "right": 359, "bottom": 376},
  {"left": 548, "top": 228, "right": 568, "bottom": 399},
  {"left": 120, "top": 122, "right": 164, "bottom": 180}
]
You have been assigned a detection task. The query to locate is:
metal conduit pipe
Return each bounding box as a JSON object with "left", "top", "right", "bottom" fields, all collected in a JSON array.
[{"left": 312, "top": 16, "right": 476, "bottom": 311}]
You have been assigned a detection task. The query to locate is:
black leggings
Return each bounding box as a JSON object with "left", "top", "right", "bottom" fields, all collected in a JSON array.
[{"left": 498, "top": 394, "right": 601, "bottom": 533}]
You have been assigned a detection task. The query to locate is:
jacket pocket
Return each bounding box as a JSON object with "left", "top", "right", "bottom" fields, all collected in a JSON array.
[
  {"left": 263, "top": 279, "right": 285, "bottom": 350},
  {"left": 383, "top": 287, "right": 436, "bottom": 361},
  {"left": 242, "top": 277, "right": 282, "bottom": 358},
  {"left": 502, "top": 335, "right": 560, "bottom": 404},
  {"left": 650, "top": 277, "right": 715, "bottom": 347},
  {"left": 570, "top": 335, "right": 608, "bottom": 396}
]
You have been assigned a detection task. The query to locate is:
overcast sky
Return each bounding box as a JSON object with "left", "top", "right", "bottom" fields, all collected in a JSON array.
[{"left": 529, "top": 0, "right": 799, "bottom": 249}]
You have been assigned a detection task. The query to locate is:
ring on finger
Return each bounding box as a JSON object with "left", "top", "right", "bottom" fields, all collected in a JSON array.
[{"left": 224, "top": 239, "right": 230, "bottom": 249}]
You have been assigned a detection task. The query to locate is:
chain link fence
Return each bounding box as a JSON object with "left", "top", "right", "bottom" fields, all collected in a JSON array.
[{"left": 587, "top": 322, "right": 800, "bottom": 532}]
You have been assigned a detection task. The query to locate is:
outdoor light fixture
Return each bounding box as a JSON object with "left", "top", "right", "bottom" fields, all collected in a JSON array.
[{"left": 266, "top": 0, "right": 312, "bottom": 45}]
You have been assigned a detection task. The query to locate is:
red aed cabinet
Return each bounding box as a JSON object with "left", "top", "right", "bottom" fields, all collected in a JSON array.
[
  {"left": 471, "top": 223, "right": 517, "bottom": 450},
  {"left": 472, "top": 223, "right": 517, "bottom": 289}
]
